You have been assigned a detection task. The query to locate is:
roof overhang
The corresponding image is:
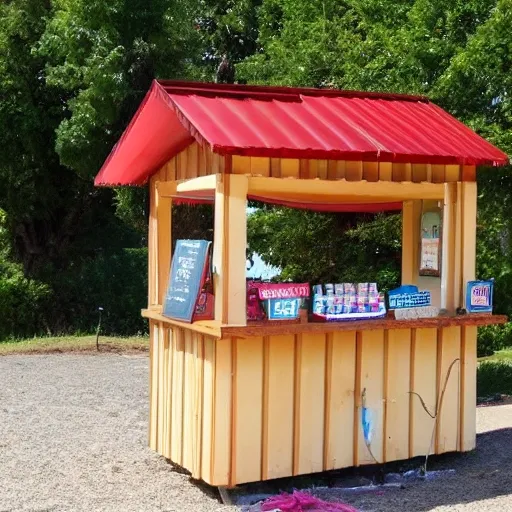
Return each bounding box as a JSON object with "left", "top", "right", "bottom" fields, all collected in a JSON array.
[{"left": 95, "top": 80, "right": 509, "bottom": 187}]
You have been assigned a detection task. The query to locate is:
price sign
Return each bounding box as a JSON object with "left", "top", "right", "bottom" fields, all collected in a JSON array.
[
  {"left": 267, "top": 298, "right": 301, "bottom": 320},
  {"left": 163, "top": 240, "right": 210, "bottom": 322}
]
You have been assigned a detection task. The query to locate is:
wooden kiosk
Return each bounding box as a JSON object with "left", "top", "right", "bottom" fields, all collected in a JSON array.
[{"left": 96, "top": 80, "right": 508, "bottom": 487}]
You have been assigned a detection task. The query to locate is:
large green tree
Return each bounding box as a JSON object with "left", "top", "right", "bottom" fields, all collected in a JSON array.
[
  {"left": 240, "top": 0, "right": 512, "bottom": 317},
  {"left": 0, "top": 0, "right": 210, "bottom": 336}
]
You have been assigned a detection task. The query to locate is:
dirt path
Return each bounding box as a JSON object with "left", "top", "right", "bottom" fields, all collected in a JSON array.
[{"left": 0, "top": 353, "right": 511, "bottom": 511}]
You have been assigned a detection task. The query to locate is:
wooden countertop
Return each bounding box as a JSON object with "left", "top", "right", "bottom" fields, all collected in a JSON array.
[{"left": 142, "top": 308, "right": 507, "bottom": 339}]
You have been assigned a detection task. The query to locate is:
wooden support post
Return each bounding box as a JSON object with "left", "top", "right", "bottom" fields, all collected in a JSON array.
[
  {"left": 460, "top": 182, "right": 477, "bottom": 308},
  {"left": 148, "top": 177, "right": 159, "bottom": 306},
  {"left": 156, "top": 182, "right": 175, "bottom": 305},
  {"left": 401, "top": 200, "right": 421, "bottom": 285},
  {"left": 213, "top": 173, "right": 248, "bottom": 325},
  {"left": 441, "top": 184, "right": 457, "bottom": 312}
]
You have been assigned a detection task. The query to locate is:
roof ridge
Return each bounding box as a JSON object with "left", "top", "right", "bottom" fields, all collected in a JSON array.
[{"left": 156, "top": 80, "right": 429, "bottom": 103}]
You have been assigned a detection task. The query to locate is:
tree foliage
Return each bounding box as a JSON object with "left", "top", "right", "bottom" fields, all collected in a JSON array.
[
  {"left": 248, "top": 208, "right": 401, "bottom": 291},
  {"left": 0, "top": 0, "right": 511, "bottom": 338},
  {"left": 240, "top": 0, "right": 512, "bottom": 320}
]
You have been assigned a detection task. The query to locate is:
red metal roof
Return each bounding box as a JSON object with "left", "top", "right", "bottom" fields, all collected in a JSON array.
[{"left": 95, "top": 80, "right": 509, "bottom": 186}]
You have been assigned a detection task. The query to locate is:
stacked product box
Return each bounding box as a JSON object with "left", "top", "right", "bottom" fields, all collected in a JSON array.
[{"left": 312, "top": 282, "right": 386, "bottom": 322}]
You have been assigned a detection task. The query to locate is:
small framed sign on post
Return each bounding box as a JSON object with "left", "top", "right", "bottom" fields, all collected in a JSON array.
[
  {"left": 419, "top": 210, "right": 441, "bottom": 277},
  {"left": 163, "top": 240, "right": 214, "bottom": 322}
]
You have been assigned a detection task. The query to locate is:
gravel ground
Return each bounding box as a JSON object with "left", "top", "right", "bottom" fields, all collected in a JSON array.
[
  {"left": 0, "top": 354, "right": 230, "bottom": 512},
  {"left": 0, "top": 353, "right": 511, "bottom": 512},
  {"left": 333, "top": 403, "right": 512, "bottom": 512}
]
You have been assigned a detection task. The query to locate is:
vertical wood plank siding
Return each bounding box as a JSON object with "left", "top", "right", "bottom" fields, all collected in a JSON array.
[
  {"left": 163, "top": 141, "right": 470, "bottom": 184},
  {"left": 148, "top": 322, "right": 473, "bottom": 486},
  {"left": 147, "top": 147, "right": 478, "bottom": 487}
]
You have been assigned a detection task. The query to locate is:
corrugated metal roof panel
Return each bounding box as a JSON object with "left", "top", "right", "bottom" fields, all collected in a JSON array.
[{"left": 95, "top": 80, "right": 508, "bottom": 186}]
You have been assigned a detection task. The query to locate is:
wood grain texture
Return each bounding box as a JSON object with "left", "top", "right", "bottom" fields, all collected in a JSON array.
[
  {"left": 353, "top": 332, "right": 362, "bottom": 467},
  {"left": 232, "top": 155, "right": 248, "bottom": 174},
  {"left": 327, "top": 160, "right": 338, "bottom": 180},
  {"left": 357, "top": 330, "right": 385, "bottom": 465},
  {"left": 156, "top": 193, "right": 172, "bottom": 305},
  {"left": 412, "top": 164, "right": 428, "bottom": 183},
  {"left": 299, "top": 159, "right": 309, "bottom": 179},
  {"left": 187, "top": 143, "right": 198, "bottom": 179},
  {"left": 385, "top": 329, "right": 411, "bottom": 462},
  {"left": 222, "top": 314, "right": 507, "bottom": 338},
  {"left": 248, "top": 176, "right": 445, "bottom": 203},
  {"left": 213, "top": 174, "right": 248, "bottom": 325},
  {"left": 453, "top": 183, "right": 463, "bottom": 310},
  {"left": 323, "top": 333, "right": 333, "bottom": 471},
  {"left": 436, "top": 327, "right": 461, "bottom": 454},
  {"left": 148, "top": 177, "right": 158, "bottom": 306},
  {"left": 162, "top": 328, "right": 171, "bottom": 459},
  {"left": 192, "top": 336, "right": 204, "bottom": 478},
  {"left": 402, "top": 201, "right": 421, "bottom": 286},
  {"left": 292, "top": 334, "right": 302, "bottom": 475},
  {"left": 324, "top": 331, "right": 356, "bottom": 470},
  {"left": 157, "top": 323, "right": 165, "bottom": 455},
  {"left": 211, "top": 337, "right": 232, "bottom": 485},
  {"left": 363, "top": 161, "right": 379, "bottom": 182},
  {"left": 317, "top": 160, "right": 328, "bottom": 180},
  {"left": 460, "top": 326, "right": 477, "bottom": 451},
  {"left": 280, "top": 159, "right": 300, "bottom": 178},
  {"left": 296, "top": 334, "right": 326, "bottom": 475},
  {"left": 431, "top": 165, "right": 445, "bottom": 183},
  {"left": 201, "top": 337, "right": 215, "bottom": 482},
  {"left": 147, "top": 324, "right": 484, "bottom": 486},
  {"left": 461, "top": 182, "right": 477, "bottom": 308},
  {"left": 234, "top": 337, "right": 264, "bottom": 484},
  {"left": 170, "top": 328, "right": 185, "bottom": 465},
  {"left": 410, "top": 328, "right": 437, "bottom": 457},
  {"left": 392, "top": 163, "right": 407, "bottom": 182},
  {"left": 445, "top": 164, "right": 460, "bottom": 182},
  {"left": 408, "top": 329, "right": 416, "bottom": 458},
  {"left": 251, "top": 157, "right": 270, "bottom": 177},
  {"left": 336, "top": 160, "right": 346, "bottom": 179},
  {"left": 462, "top": 165, "right": 476, "bottom": 182},
  {"left": 265, "top": 335, "right": 295, "bottom": 479},
  {"left": 379, "top": 162, "right": 392, "bottom": 181},
  {"left": 441, "top": 183, "right": 457, "bottom": 312},
  {"left": 182, "top": 330, "right": 194, "bottom": 471},
  {"left": 345, "top": 161, "right": 363, "bottom": 181},
  {"left": 270, "top": 158, "right": 281, "bottom": 178}
]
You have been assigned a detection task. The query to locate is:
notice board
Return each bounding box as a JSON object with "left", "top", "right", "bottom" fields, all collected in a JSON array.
[{"left": 163, "top": 240, "right": 211, "bottom": 322}]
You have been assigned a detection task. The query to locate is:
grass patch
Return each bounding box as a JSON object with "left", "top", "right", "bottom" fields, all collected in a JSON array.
[
  {"left": 0, "top": 335, "right": 149, "bottom": 355},
  {"left": 478, "top": 347, "right": 512, "bottom": 363}
]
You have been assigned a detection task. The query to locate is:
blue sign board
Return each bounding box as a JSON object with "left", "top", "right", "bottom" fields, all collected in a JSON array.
[
  {"left": 266, "top": 298, "right": 301, "bottom": 320},
  {"left": 163, "top": 240, "right": 210, "bottom": 322},
  {"left": 466, "top": 280, "right": 493, "bottom": 313}
]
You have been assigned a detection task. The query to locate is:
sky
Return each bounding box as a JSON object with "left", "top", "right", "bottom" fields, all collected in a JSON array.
[{"left": 246, "top": 252, "right": 280, "bottom": 280}]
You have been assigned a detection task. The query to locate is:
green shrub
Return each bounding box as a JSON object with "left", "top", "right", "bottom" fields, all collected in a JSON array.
[
  {"left": 50, "top": 247, "right": 149, "bottom": 336},
  {"left": 0, "top": 258, "right": 51, "bottom": 340},
  {"left": 477, "top": 360, "right": 512, "bottom": 397},
  {"left": 477, "top": 323, "right": 512, "bottom": 357}
]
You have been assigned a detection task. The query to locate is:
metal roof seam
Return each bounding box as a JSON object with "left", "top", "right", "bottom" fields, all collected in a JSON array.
[{"left": 95, "top": 81, "right": 509, "bottom": 186}]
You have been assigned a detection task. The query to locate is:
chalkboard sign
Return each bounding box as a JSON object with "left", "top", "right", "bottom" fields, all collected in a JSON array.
[{"left": 163, "top": 240, "right": 211, "bottom": 322}]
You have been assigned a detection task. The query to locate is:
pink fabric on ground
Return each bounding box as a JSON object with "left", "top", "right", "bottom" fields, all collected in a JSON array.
[{"left": 260, "top": 490, "right": 358, "bottom": 512}]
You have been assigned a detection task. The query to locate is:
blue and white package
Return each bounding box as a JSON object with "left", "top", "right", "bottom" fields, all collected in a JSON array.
[{"left": 466, "top": 280, "right": 493, "bottom": 313}]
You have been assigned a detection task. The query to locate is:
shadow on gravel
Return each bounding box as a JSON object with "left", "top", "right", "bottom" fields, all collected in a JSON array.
[{"left": 183, "top": 427, "right": 512, "bottom": 511}]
